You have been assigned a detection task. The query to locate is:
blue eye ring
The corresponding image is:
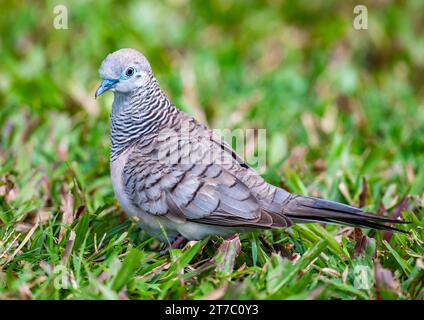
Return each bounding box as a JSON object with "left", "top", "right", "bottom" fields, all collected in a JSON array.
[{"left": 121, "top": 66, "right": 136, "bottom": 79}]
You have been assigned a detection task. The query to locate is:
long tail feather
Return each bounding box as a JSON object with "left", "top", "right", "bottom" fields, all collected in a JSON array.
[{"left": 283, "top": 195, "right": 409, "bottom": 233}]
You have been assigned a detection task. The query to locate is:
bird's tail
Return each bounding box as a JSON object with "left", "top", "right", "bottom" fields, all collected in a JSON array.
[{"left": 283, "top": 195, "right": 409, "bottom": 232}]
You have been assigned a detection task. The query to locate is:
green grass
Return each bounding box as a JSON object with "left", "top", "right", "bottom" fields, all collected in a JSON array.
[{"left": 0, "top": 1, "right": 423, "bottom": 299}]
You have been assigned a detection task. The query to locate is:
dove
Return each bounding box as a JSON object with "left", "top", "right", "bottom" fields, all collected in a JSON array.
[{"left": 95, "top": 48, "right": 407, "bottom": 246}]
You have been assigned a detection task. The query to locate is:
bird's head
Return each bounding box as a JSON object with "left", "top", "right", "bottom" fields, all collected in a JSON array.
[{"left": 95, "top": 48, "right": 152, "bottom": 98}]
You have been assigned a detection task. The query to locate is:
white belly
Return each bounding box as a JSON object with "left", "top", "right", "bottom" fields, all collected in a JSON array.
[{"left": 176, "top": 222, "right": 236, "bottom": 240}]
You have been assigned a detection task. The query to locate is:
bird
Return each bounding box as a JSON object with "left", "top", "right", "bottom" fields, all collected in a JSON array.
[{"left": 95, "top": 48, "right": 407, "bottom": 247}]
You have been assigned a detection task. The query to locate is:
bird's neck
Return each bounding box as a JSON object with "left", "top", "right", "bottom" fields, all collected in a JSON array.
[{"left": 110, "top": 76, "right": 179, "bottom": 162}]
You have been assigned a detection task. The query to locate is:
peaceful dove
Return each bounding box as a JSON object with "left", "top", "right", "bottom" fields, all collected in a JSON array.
[{"left": 95, "top": 48, "right": 407, "bottom": 244}]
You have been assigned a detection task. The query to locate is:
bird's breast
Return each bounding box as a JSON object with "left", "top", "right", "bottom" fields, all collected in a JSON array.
[{"left": 110, "top": 147, "right": 140, "bottom": 217}]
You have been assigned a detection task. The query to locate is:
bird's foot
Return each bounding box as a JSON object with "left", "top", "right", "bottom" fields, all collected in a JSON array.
[{"left": 160, "top": 234, "right": 187, "bottom": 255}]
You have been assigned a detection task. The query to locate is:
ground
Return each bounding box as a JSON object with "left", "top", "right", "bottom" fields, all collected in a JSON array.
[{"left": 0, "top": 1, "right": 423, "bottom": 299}]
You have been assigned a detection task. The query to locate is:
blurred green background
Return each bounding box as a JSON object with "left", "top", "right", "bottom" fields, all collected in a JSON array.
[{"left": 0, "top": 0, "right": 423, "bottom": 299}]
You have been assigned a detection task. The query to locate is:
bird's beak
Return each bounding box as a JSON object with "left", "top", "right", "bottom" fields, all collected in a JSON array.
[{"left": 95, "top": 79, "right": 119, "bottom": 98}]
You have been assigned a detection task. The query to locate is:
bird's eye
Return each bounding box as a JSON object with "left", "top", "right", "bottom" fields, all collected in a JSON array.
[{"left": 123, "top": 67, "right": 135, "bottom": 79}]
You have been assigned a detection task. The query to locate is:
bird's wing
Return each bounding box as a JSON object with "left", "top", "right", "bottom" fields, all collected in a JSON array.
[
  {"left": 122, "top": 122, "right": 291, "bottom": 229},
  {"left": 123, "top": 115, "right": 406, "bottom": 233}
]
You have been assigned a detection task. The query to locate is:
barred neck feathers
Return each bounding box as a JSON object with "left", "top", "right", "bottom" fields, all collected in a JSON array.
[{"left": 110, "top": 75, "right": 179, "bottom": 161}]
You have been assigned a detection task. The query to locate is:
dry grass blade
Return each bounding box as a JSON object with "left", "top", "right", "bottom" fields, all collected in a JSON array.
[
  {"left": 1, "top": 222, "right": 39, "bottom": 267},
  {"left": 61, "top": 230, "right": 76, "bottom": 265},
  {"left": 359, "top": 177, "right": 368, "bottom": 208},
  {"left": 202, "top": 284, "right": 228, "bottom": 300},
  {"left": 59, "top": 188, "right": 74, "bottom": 242},
  {"left": 214, "top": 234, "right": 241, "bottom": 276},
  {"left": 374, "top": 261, "right": 400, "bottom": 299}
]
